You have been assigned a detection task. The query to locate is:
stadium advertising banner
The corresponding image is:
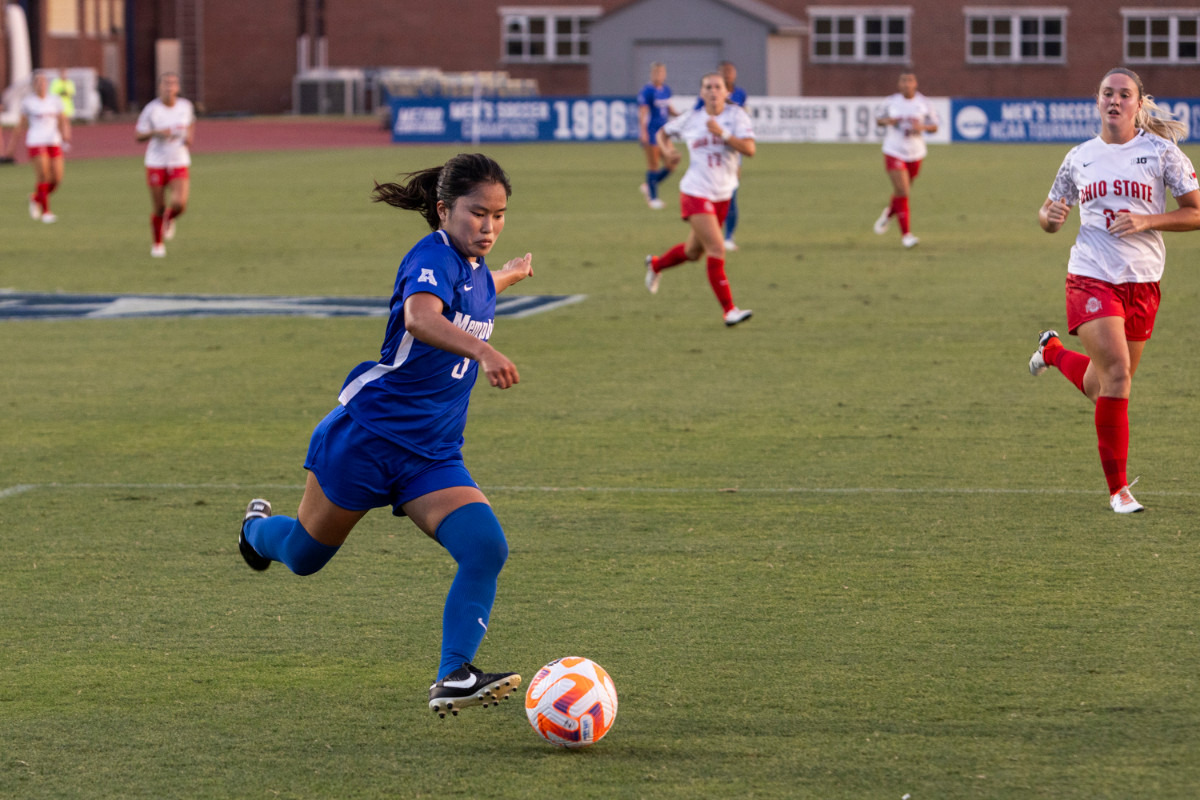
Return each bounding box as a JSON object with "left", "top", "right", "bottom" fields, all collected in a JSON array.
[
  {"left": 390, "top": 96, "right": 640, "bottom": 143},
  {"left": 743, "top": 97, "right": 951, "bottom": 145},
  {"left": 390, "top": 95, "right": 954, "bottom": 145},
  {"left": 952, "top": 98, "right": 1200, "bottom": 142}
]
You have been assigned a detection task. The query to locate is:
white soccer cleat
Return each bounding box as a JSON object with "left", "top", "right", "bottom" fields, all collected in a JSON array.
[
  {"left": 873, "top": 207, "right": 891, "bottom": 234},
  {"left": 648, "top": 198, "right": 665, "bottom": 210},
  {"left": 723, "top": 238, "right": 738, "bottom": 252},
  {"left": 164, "top": 218, "right": 177, "bottom": 241},
  {"left": 29, "top": 195, "right": 40, "bottom": 220},
  {"left": 644, "top": 255, "right": 660, "bottom": 294},
  {"left": 1110, "top": 482, "right": 1144, "bottom": 514},
  {"left": 151, "top": 243, "right": 167, "bottom": 258},
  {"left": 40, "top": 213, "right": 57, "bottom": 224},
  {"left": 1029, "top": 329, "right": 1060, "bottom": 377},
  {"left": 723, "top": 307, "right": 753, "bottom": 327},
  {"left": 901, "top": 233, "right": 919, "bottom": 248}
]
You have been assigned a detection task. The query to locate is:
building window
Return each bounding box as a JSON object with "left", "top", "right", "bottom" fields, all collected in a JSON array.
[
  {"left": 500, "top": 6, "right": 600, "bottom": 63},
  {"left": 1123, "top": 9, "right": 1200, "bottom": 63},
  {"left": 965, "top": 8, "right": 1067, "bottom": 63},
  {"left": 809, "top": 7, "right": 911, "bottom": 63}
]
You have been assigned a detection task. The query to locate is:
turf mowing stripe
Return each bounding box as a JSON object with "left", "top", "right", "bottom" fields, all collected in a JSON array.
[{"left": 4, "top": 482, "right": 1200, "bottom": 499}]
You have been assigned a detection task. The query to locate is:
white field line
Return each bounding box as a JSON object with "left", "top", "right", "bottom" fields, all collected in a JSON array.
[{"left": 3, "top": 482, "right": 1200, "bottom": 499}]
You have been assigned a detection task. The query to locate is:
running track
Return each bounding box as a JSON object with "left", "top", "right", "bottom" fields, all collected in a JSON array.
[{"left": 8, "top": 115, "right": 393, "bottom": 162}]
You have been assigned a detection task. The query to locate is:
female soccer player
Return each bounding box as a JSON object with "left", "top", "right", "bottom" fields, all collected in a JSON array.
[
  {"left": 637, "top": 62, "right": 676, "bottom": 210},
  {"left": 135, "top": 73, "right": 195, "bottom": 257},
  {"left": 1028, "top": 67, "right": 1200, "bottom": 513},
  {"left": 644, "top": 72, "right": 756, "bottom": 326},
  {"left": 873, "top": 72, "right": 938, "bottom": 248},
  {"left": 693, "top": 61, "right": 748, "bottom": 250},
  {"left": 6, "top": 71, "right": 70, "bottom": 223},
  {"left": 238, "top": 153, "right": 533, "bottom": 716}
]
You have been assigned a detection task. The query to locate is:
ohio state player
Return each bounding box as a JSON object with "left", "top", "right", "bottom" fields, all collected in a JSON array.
[
  {"left": 6, "top": 71, "right": 71, "bottom": 223},
  {"left": 643, "top": 72, "right": 756, "bottom": 326},
  {"left": 1029, "top": 67, "right": 1200, "bottom": 513},
  {"left": 872, "top": 72, "right": 938, "bottom": 248},
  {"left": 135, "top": 73, "right": 195, "bottom": 257}
]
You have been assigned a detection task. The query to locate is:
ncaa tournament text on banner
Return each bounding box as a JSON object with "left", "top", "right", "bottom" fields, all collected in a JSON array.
[{"left": 953, "top": 98, "right": 1200, "bottom": 143}]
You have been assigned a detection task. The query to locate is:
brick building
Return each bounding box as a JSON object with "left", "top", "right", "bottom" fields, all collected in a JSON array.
[{"left": 3, "top": 0, "right": 1199, "bottom": 115}]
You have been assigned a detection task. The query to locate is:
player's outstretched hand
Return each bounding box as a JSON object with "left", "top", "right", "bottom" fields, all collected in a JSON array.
[
  {"left": 502, "top": 253, "right": 533, "bottom": 282},
  {"left": 480, "top": 347, "right": 520, "bottom": 390}
]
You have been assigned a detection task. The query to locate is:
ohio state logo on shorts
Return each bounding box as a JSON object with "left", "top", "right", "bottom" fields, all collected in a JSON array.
[{"left": 1085, "top": 297, "right": 1102, "bottom": 313}]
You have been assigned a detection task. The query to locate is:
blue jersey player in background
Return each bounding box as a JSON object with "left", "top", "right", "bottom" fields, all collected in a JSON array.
[
  {"left": 238, "top": 153, "right": 534, "bottom": 719},
  {"left": 638, "top": 62, "right": 676, "bottom": 210},
  {"left": 694, "top": 61, "right": 748, "bottom": 251}
]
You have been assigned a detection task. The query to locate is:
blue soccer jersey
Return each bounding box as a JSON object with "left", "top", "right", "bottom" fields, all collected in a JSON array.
[
  {"left": 638, "top": 83, "right": 673, "bottom": 136},
  {"left": 337, "top": 230, "right": 496, "bottom": 459}
]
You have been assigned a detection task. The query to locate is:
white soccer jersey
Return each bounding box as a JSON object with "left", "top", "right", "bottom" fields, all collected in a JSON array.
[
  {"left": 1048, "top": 130, "right": 1199, "bottom": 283},
  {"left": 21, "top": 93, "right": 64, "bottom": 147},
  {"left": 661, "top": 104, "right": 755, "bottom": 201},
  {"left": 136, "top": 97, "right": 195, "bottom": 167},
  {"left": 877, "top": 92, "right": 938, "bottom": 162}
]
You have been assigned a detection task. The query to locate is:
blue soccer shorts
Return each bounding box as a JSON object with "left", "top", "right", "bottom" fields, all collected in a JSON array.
[{"left": 304, "top": 405, "right": 478, "bottom": 516}]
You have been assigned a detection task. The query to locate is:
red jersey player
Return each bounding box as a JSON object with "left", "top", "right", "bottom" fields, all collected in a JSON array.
[
  {"left": 873, "top": 72, "right": 938, "bottom": 248},
  {"left": 135, "top": 73, "right": 195, "bottom": 257},
  {"left": 6, "top": 71, "right": 71, "bottom": 223},
  {"left": 1029, "top": 67, "right": 1200, "bottom": 513},
  {"left": 643, "top": 72, "right": 756, "bottom": 326}
]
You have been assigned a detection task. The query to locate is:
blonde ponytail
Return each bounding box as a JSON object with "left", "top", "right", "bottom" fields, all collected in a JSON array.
[{"left": 1137, "top": 95, "right": 1187, "bottom": 143}]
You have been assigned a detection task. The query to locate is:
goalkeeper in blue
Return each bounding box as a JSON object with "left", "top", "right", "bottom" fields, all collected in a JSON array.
[{"left": 238, "top": 153, "right": 532, "bottom": 718}]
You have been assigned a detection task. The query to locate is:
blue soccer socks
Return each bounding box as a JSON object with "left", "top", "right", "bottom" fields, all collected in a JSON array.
[
  {"left": 244, "top": 515, "right": 340, "bottom": 576},
  {"left": 434, "top": 503, "right": 509, "bottom": 680}
]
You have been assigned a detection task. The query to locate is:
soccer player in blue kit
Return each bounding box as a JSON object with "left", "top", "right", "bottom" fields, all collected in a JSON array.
[
  {"left": 237, "top": 153, "right": 534, "bottom": 718},
  {"left": 638, "top": 62, "right": 676, "bottom": 209}
]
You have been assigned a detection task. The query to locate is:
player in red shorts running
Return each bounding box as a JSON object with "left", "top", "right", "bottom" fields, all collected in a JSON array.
[
  {"left": 6, "top": 71, "right": 71, "bottom": 223},
  {"left": 644, "top": 72, "right": 756, "bottom": 326},
  {"left": 873, "top": 72, "right": 938, "bottom": 248},
  {"left": 135, "top": 73, "right": 195, "bottom": 257},
  {"left": 1029, "top": 67, "right": 1200, "bottom": 513}
]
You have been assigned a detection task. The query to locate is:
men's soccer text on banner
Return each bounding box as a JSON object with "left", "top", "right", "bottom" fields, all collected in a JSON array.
[
  {"left": 389, "top": 95, "right": 1200, "bottom": 146},
  {"left": 952, "top": 98, "right": 1200, "bottom": 143},
  {"left": 389, "top": 95, "right": 952, "bottom": 145}
]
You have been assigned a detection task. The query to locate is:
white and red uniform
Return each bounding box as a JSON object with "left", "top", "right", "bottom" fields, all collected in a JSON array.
[
  {"left": 877, "top": 91, "right": 938, "bottom": 163},
  {"left": 136, "top": 97, "right": 195, "bottom": 168},
  {"left": 661, "top": 104, "right": 755, "bottom": 201},
  {"left": 1049, "top": 130, "right": 1198, "bottom": 284},
  {"left": 21, "top": 93, "right": 65, "bottom": 147}
]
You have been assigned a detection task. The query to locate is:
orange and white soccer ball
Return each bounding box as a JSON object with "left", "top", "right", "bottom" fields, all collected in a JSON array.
[{"left": 524, "top": 657, "right": 618, "bottom": 748}]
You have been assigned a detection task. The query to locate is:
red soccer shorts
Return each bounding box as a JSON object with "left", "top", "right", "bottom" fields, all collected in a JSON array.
[
  {"left": 1065, "top": 273, "right": 1160, "bottom": 341},
  {"left": 680, "top": 193, "right": 731, "bottom": 225},
  {"left": 884, "top": 155, "right": 921, "bottom": 179},
  {"left": 146, "top": 166, "right": 190, "bottom": 187},
  {"left": 27, "top": 145, "right": 63, "bottom": 158}
]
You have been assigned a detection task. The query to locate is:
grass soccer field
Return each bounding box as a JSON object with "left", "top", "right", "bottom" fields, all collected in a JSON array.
[{"left": 3, "top": 137, "right": 1200, "bottom": 799}]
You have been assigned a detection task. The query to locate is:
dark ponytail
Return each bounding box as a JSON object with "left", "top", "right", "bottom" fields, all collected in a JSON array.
[{"left": 372, "top": 153, "right": 513, "bottom": 231}]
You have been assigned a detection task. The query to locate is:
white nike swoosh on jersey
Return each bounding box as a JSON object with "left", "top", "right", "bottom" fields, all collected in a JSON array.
[
  {"left": 463, "top": 284, "right": 473, "bottom": 291},
  {"left": 477, "top": 617, "right": 488, "bottom": 631}
]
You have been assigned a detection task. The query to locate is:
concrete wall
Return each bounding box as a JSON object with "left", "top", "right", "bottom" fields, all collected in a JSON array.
[{"left": 590, "top": 0, "right": 773, "bottom": 96}]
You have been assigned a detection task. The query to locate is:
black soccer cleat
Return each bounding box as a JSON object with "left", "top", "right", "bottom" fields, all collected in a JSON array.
[
  {"left": 238, "top": 498, "right": 272, "bottom": 571},
  {"left": 428, "top": 663, "right": 522, "bottom": 719}
]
